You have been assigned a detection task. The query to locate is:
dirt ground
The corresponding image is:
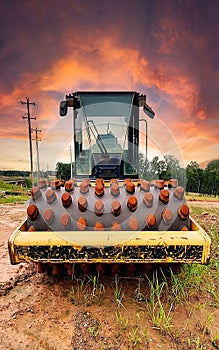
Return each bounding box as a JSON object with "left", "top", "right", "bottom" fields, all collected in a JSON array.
[{"left": 0, "top": 201, "right": 218, "bottom": 350}]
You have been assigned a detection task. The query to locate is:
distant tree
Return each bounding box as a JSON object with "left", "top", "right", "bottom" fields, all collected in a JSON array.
[
  {"left": 186, "top": 161, "right": 203, "bottom": 193},
  {"left": 202, "top": 160, "right": 219, "bottom": 196},
  {"left": 0, "top": 170, "right": 29, "bottom": 177},
  {"left": 138, "top": 153, "right": 150, "bottom": 179},
  {"left": 26, "top": 177, "right": 32, "bottom": 188},
  {"left": 138, "top": 154, "right": 185, "bottom": 185},
  {"left": 150, "top": 156, "right": 162, "bottom": 179},
  {"left": 158, "top": 155, "right": 181, "bottom": 181},
  {"left": 56, "top": 162, "right": 72, "bottom": 180},
  {"left": 175, "top": 167, "right": 187, "bottom": 187}
]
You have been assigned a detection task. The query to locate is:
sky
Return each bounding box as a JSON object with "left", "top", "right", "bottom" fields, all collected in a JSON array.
[{"left": 0, "top": 0, "right": 218, "bottom": 172}]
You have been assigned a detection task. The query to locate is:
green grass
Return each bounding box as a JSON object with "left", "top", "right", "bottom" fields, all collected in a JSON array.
[
  {"left": 128, "top": 327, "right": 142, "bottom": 347},
  {"left": 190, "top": 205, "right": 219, "bottom": 253},
  {"left": 2, "top": 190, "right": 218, "bottom": 348},
  {"left": 186, "top": 192, "right": 219, "bottom": 202},
  {"left": 115, "top": 311, "right": 129, "bottom": 330},
  {"left": 143, "top": 207, "right": 218, "bottom": 336},
  {"left": 146, "top": 270, "right": 173, "bottom": 333},
  {"left": 111, "top": 275, "right": 126, "bottom": 309},
  {"left": 190, "top": 204, "right": 219, "bottom": 216},
  {"left": 71, "top": 274, "right": 106, "bottom": 306},
  {"left": 0, "top": 180, "right": 30, "bottom": 203},
  {"left": 168, "top": 210, "right": 219, "bottom": 307},
  {"left": 212, "top": 331, "right": 219, "bottom": 348},
  {"left": 0, "top": 180, "right": 28, "bottom": 191},
  {"left": 0, "top": 194, "right": 30, "bottom": 204}
]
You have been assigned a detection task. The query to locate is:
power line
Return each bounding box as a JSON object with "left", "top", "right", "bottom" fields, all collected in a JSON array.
[{"left": 21, "top": 97, "right": 36, "bottom": 185}]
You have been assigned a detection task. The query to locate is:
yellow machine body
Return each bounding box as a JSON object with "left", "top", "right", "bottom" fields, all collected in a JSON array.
[
  {"left": 8, "top": 92, "right": 212, "bottom": 272},
  {"left": 9, "top": 217, "right": 211, "bottom": 265}
]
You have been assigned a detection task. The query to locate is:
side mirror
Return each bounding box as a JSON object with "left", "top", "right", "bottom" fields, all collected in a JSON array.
[
  {"left": 143, "top": 103, "right": 155, "bottom": 119},
  {"left": 59, "top": 101, "right": 68, "bottom": 116}
]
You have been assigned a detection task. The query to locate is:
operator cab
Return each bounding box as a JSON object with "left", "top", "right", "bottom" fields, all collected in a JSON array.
[{"left": 60, "top": 91, "right": 154, "bottom": 180}]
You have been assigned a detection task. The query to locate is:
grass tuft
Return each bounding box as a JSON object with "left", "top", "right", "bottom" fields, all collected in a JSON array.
[{"left": 146, "top": 270, "right": 173, "bottom": 333}]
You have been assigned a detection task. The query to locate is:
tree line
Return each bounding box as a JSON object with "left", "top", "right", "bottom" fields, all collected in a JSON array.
[
  {"left": 55, "top": 156, "right": 219, "bottom": 196},
  {"left": 185, "top": 159, "right": 219, "bottom": 196},
  {"left": 138, "top": 154, "right": 219, "bottom": 196},
  {"left": 0, "top": 170, "right": 30, "bottom": 177}
]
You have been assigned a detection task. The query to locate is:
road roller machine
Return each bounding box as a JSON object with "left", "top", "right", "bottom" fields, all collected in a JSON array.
[{"left": 8, "top": 91, "right": 211, "bottom": 276}]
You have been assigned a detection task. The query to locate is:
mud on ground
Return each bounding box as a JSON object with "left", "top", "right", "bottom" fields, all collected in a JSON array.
[{"left": 0, "top": 202, "right": 218, "bottom": 350}]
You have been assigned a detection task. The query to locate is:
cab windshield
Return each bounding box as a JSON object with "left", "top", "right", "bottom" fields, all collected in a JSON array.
[{"left": 74, "top": 92, "right": 138, "bottom": 178}]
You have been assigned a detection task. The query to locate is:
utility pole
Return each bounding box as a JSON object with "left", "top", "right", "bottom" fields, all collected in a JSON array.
[
  {"left": 32, "top": 127, "right": 42, "bottom": 184},
  {"left": 21, "top": 97, "right": 35, "bottom": 185}
]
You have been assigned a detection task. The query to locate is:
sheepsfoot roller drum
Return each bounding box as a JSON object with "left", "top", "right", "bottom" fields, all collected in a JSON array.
[
  {"left": 8, "top": 178, "right": 211, "bottom": 276},
  {"left": 8, "top": 91, "right": 211, "bottom": 276}
]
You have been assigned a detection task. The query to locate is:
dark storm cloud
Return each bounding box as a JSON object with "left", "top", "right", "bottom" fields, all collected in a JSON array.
[
  {"left": 0, "top": 0, "right": 218, "bottom": 96},
  {"left": 0, "top": 0, "right": 113, "bottom": 90},
  {"left": 108, "top": 0, "right": 219, "bottom": 119},
  {"left": 0, "top": 1, "right": 65, "bottom": 92}
]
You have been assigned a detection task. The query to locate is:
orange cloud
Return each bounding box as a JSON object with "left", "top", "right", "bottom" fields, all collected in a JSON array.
[
  {"left": 40, "top": 37, "right": 149, "bottom": 92},
  {"left": 0, "top": 31, "right": 218, "bottom": 170},
  {"left": 197, "top": 109, "right": 207, "bottom": 120}
]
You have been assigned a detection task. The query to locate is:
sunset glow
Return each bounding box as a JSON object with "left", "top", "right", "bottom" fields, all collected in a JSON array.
[{"left": 0, "top": 0, "right": 218, "bottom": 171}]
